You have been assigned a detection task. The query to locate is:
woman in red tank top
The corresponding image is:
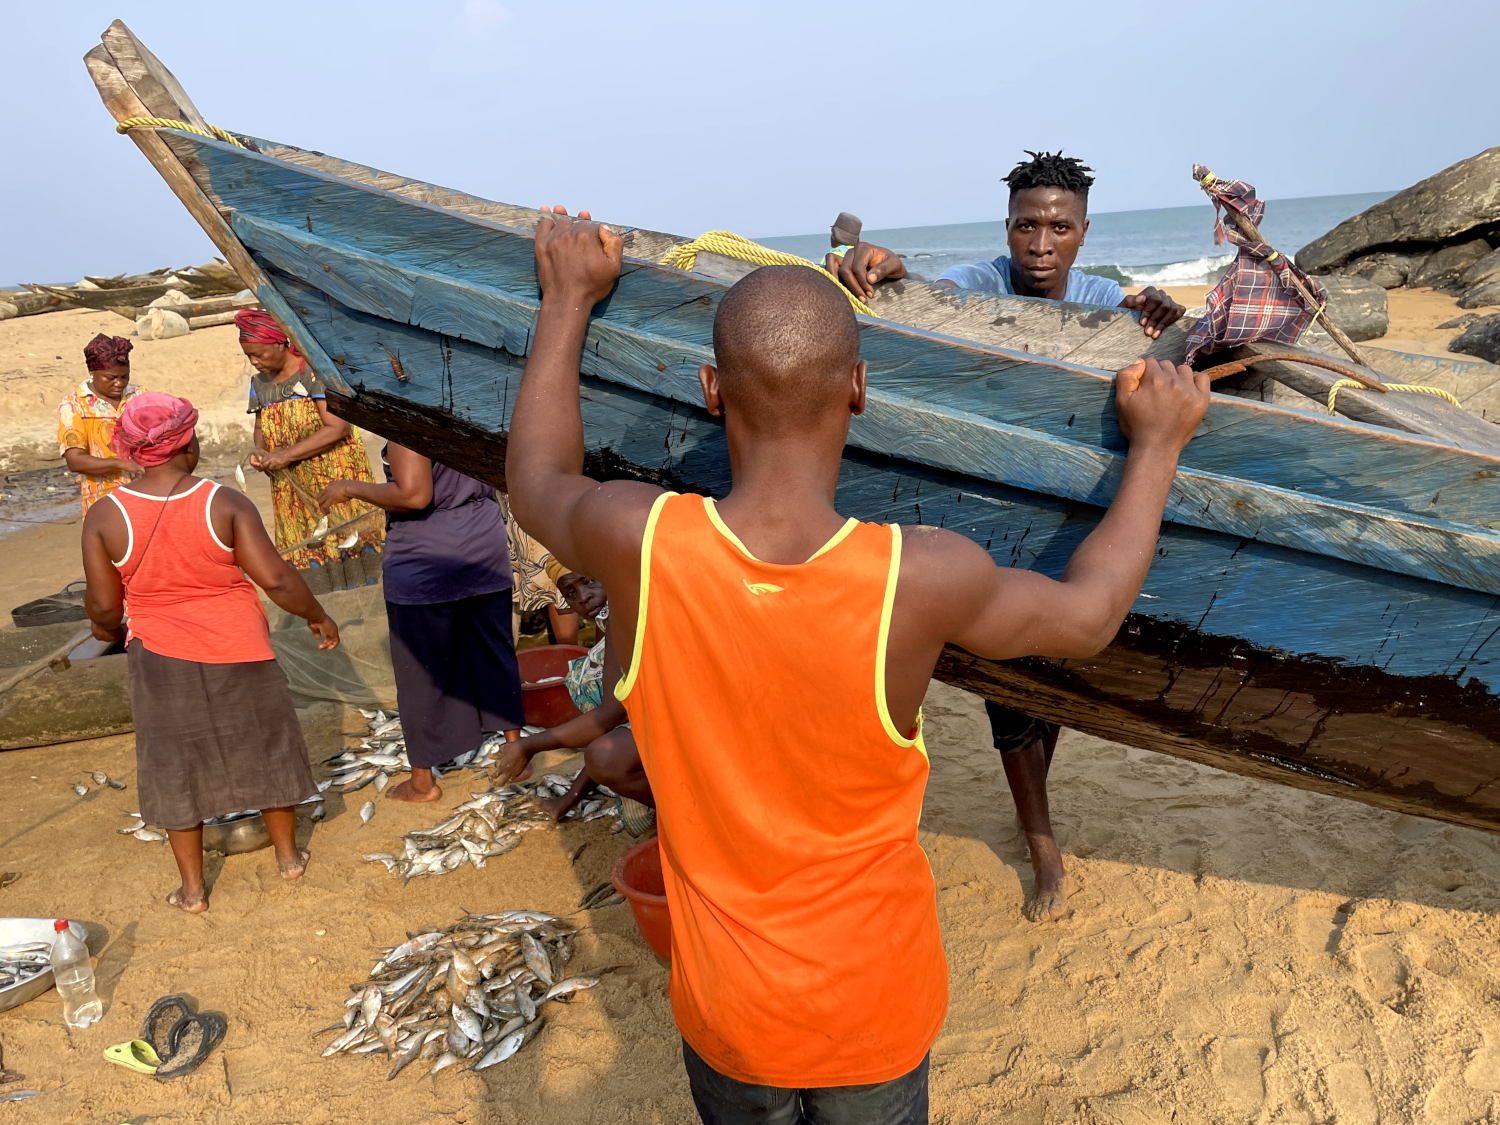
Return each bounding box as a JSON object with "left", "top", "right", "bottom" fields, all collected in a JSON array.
[{"left": 81, "top": 392, "right": 341, "bottom": 914}]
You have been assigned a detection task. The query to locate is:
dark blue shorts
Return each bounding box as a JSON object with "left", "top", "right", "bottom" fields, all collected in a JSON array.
[{"left": 682, "top": 1039, "right": 929, "bottom": 1125}]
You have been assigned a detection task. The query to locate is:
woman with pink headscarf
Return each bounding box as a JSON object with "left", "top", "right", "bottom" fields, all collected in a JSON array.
[
  {"left": 235, "top": 309, "right": 383, "bottom": 574},
  {"left": 81, "top": 391, "right": 341, "bottom": 914}
]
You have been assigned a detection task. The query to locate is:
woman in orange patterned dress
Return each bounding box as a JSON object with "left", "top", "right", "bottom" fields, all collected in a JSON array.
[{"left": 236, "top": 311, "right": 384, "bottom": 570}]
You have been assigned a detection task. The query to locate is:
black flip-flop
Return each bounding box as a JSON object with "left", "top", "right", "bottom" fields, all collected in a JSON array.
[
  {"left": 155, "top": 1012, "right": 227, "bottom": 1081},
  {"left": 142, "top": 995, "right": 193, "bottom": 1059}
]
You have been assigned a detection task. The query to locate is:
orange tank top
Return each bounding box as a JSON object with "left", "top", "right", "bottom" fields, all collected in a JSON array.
[
  {"left": 616, "top": 493, "right": 946, "bottom": 1087},
  {"left": 109, "top": 479, "right": 274, "bottom": 664}
]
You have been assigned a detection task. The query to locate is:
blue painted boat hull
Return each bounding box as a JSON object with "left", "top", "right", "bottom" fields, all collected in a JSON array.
[{"left": 138, "top": 129, "right": 1500, "bottom": 832}]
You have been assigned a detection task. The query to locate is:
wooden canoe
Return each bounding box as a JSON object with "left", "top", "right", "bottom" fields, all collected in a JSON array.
[{"left": 84, "top": 24, "right": 1500, "bottom": 832}]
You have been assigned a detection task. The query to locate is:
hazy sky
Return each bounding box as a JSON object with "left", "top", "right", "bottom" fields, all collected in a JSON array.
[{"left": 5, "top": 1, "right": 1498, "bottom": 284}]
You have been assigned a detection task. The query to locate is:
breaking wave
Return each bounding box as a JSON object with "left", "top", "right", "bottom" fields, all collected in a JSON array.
[{"left": 1079, "top": 253, "right": 1236, "bottom": 288}]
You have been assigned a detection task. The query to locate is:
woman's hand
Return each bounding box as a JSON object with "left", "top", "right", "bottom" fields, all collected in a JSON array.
[
  {"left": 249, "top": 449, "right": 292, "bottom": 473},
  {"left": 308, "top": 613, "right": 340, "bottom": 650},
  {"left": 318, "top": 480, "right": 356, "bottom": 511},
  {"left": 490, "top": 737, "right": 536, "bottom": 784}
]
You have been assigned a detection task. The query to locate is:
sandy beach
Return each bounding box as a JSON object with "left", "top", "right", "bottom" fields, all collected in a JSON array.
[{"left": 3, "top": 290, "right": 1500, "bottom": 1124}]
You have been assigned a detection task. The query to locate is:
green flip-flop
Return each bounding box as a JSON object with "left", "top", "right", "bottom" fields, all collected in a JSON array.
[{"left": 103, "top": 1039, "right": 162, "bottom": 1075}]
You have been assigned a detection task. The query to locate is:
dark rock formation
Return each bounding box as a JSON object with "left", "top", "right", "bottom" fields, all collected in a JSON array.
[
  {"left": 1459, "top": 280, "right": 1500, "bottom": 310},
  {"left": 1315, "top": 274, "right": 1388, "bottom": 341},
  {"left": 1448, "top": 313, "right": 1500, "bottom": 364},
  {"left": 1346, "top": 251, "right": 1420, "bottom": 289},
  {"left": 1296, "top": 148, "right": 1500, "bottom": 276},
  {"left": 1408, "top": 238, "right": 1493, "bottom": 291},
  {"left": 1438, "top": 312, "right": 1486, "bottom": 330}
]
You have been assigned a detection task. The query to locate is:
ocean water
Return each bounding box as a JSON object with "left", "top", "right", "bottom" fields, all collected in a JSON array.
[{"left": 759, "top": 191, "right": 1393, "bottom": 289}]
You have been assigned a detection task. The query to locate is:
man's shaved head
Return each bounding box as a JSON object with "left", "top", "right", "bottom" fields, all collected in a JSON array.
[{"left": 711, "top": 266, "right": 860, "bottom": 424}]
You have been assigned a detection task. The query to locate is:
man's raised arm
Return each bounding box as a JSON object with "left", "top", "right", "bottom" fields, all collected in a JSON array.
[{"left": 505, "top": 208, "right": 661, "bottom": 592}]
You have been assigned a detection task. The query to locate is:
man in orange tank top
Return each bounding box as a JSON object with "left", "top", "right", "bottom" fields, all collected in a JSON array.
[{"left": 507, "top": 208, "right": 1210, "bottom": 1123}]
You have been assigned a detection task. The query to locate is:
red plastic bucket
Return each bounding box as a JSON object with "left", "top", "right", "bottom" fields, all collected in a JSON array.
[
  {"left": 612, "top": 837, "right": 671, "bottom": 962},
  {"left": 518, "top": 644, "right": 588, "bottom": 728}
]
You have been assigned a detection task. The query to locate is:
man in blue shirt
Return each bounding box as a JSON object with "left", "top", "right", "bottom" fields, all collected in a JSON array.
[
  {"left": 828, "top": 150, "right": 1186, "bottom": 339},
  {"left": 827, "top": 152, "right": 1186, "bottom": 922}
]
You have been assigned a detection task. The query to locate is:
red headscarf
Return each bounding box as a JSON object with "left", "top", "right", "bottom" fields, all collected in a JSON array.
[
  {"left": 234, "top": 309, "right": 302, "bottom": 357},
  {"left": 115, "top": 392, "right": 200, "bottom": 467},
  {"left": 84, "top": 333, "right": 133, "bottom": 372}
]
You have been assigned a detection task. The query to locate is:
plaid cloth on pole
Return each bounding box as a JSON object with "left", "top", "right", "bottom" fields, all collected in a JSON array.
[{"left": 1184, "top": 164, "right": 1328, "bottom": 360}]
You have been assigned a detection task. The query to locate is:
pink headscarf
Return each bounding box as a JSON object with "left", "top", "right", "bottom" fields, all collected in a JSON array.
[
  {"left": 115, "top": 392, "right": 199, "bottom": 467},
  {"left": 234, "top": 309, "right": 302, "bottom": 357}
]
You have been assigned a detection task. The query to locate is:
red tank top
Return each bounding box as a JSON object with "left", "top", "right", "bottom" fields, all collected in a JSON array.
[
  {"left": 616, "top": 493, "right": 946, "bottom": 1087},
  {"left": 109, "top": 478, "right": 275, "bottom": 664}
]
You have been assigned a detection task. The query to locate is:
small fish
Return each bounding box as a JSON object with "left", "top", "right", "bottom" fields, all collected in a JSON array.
[
  {"left": 427, "top": 1050, "right": 460, "bottom": 1081},
  {"left": 323, "top": 1024, "right": 366, "bottom": 1056},
  {"left": 337, "top": 531, "right": 360, "bottom": 550},
  {"left": 90, "top": 771, "right": 109, "bottom": 786},
  {"left": 542, "top": 975, "right": 600, "bottom": 1003},
  {"left": 360, "top": 801, "right": 375, "bottom": 827},
  {"left": 234, "top": 461, "right": 247, "bottom": 489},
  {"left": 317, "top": 778, "right": 334, "bottom": 792},
  {"left": 117, "top": 817, "right": 146, "bottom": 834},
  {"left": 360, "top": 986, "right": 382, "bottom": 1030},
  {"left": 386, "top": 1029, "right": 426, "bottom": 1080},
  {"left": 72, "top": 784, "right": 89, "bottom": 797},
  {"left": 364, "top": 853, "right": 400, "bottom": 871},
  {"left": 470, "top": 1026, "right": 524, "bottom": 1071},
  {"left": 520, "top": 932, "right": 554, "bottom": 986},
  {"left": 133, "top": 827, "right": 167, "bottom": 843},
  {"left": 374, "top": 772, "right": 390, "bottom": 794},
  {"left": 310, "top": 803, "right": 327, "bottom": 822},
  {"left": 312, "top": 515, "right": 330, "bottom": 542},
  {"left": 107, "top": 777, "right": 127, "bottom": 790},
  {"left": 515, "top": 982, "right": 536, "bottom": 1023},
  {"left": 451, "top": 1003, "right": 482, "bottom": 1044}
]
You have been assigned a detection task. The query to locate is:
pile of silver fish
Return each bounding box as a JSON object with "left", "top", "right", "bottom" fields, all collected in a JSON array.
[
  {"left": 0, "top": 942, "right": 51, "bottom": 991},
  {"left": 363, "top": 773, "right": 619, "bottom": 881},
  {"left": 320, "top": 911, "right": 604, "bottom": 1078},
  {"left": 330, "top": 711, "right": 529, "bottom": 795}
]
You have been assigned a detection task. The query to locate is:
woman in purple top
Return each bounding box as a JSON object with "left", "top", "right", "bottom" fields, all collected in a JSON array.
[{"left": 319, "top": 443, "right": 524, "bottom": 802}]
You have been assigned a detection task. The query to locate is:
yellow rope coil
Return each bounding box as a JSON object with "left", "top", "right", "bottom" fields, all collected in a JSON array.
[
  {"left": 115, "top": 117, "right": 245, "bottom": 149},
  {"left": 660, "top": 231, "right": 874, "bottom": 316},
  {"left": 1327, "top": 378, "right": 1463, "bottom": 415}
]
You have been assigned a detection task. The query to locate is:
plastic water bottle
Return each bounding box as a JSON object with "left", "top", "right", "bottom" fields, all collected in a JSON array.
[{"left": 50, "top": 920, "right": 102, "bottom": 1029}]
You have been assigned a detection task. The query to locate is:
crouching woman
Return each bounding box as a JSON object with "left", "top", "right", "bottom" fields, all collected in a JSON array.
[{"left": 81, "top": 392, "right": 340, "bottom": 913}]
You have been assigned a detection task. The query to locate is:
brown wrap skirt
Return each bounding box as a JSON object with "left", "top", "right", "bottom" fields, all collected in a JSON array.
[{"left": 128, "top": 641, "right": 316, "bottom": 830}]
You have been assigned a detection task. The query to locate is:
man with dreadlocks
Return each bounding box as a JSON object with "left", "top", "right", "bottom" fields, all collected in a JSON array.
[
  {"left": 829, "top": 151, "right": 1187, "bottom": 923},
  {"left": 829, "top": 150, "right": 1186, "bottom": 339}
]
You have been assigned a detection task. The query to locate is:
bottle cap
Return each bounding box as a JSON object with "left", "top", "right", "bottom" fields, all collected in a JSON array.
[{"left": 53, "top": 919, "right": 68, "bottom": 932}]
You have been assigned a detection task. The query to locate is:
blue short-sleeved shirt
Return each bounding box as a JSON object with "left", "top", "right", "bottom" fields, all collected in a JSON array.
[{"left": 938, "top": 256, "right": 1124, "bottom": 307}]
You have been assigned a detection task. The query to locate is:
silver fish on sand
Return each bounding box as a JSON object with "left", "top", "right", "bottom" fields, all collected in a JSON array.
[
  {"left": 360, "top": 801, "right": 375, "bottom": 826},
  {"left": 71, "top": 784, "right": 88, "bottom": 797},
  {"left": 89, "top": 771, "right": 109, "bottom": 786},
  {"left": 320, "top": 910, "right": 603, "bottom": 1080},
  {"left": 117, "top": 817, "right": 146, "bottom": 834},
  {"left": 133, "top": 827, "right": 167, "bottom": 843}
]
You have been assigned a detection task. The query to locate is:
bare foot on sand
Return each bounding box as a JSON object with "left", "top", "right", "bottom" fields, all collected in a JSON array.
[
  {"left": 387, "top": 769, "right": 443, "bottom": 804},
  {"left": 278, "top": 848, "right": 310, "bottom": 881},
  {"left": 1022, "top": 833, "right": 1070, "bottom": 922},
  {"left": 166, "top": 886, "right": 208, "bottom": 914}
]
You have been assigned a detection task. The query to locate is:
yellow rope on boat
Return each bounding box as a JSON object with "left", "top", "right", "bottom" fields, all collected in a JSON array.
[
  {"left": 1327, "top": 379, "right": 1462, "bottom": 415},
  {"left": 115, "top": 117, "right": 245, "bottom": 148},
  {"left": 660, "top": 231, "right": 873, "bottom": 315}
]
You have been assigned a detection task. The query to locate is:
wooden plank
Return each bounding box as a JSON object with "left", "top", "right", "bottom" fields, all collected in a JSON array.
[
  {"left": 81, "top": 42, "right": 350, "bottom": 395},
  {"left": 1359, "top": 343, "right": 1500, "bottom": 422},
  {"left": 100, "top": 19, "right": 209, "bottom": 130},
  {"left": 1231, "top": 340, "right": 1500, "bottom": 452}
]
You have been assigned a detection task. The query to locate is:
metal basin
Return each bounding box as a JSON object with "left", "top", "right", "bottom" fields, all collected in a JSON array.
[
  {"left": 0, "top": 918, "right": 87, "bottom": 1013},
  {"left": 201, "top": 811, "right": 271, "bottom": 855}
]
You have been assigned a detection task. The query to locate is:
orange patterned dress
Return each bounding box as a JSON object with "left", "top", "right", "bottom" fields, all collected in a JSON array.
[{"left": 249, "top": 365, "right": 384, "bottom": 569}]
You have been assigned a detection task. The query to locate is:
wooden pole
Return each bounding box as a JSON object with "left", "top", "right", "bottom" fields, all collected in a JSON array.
[
  {"left": 1197, "top": 172, "right": 1378, "bottom": 378},
  {"left": 82, "top": 38, "right": 350, "bottom": 395},
  {"left": 0, "top": 629, "right": 92, "bottom": 697}
]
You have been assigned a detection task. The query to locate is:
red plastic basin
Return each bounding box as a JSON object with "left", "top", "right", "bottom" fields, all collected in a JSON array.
[
  {"left": 612, "top": 837, "right": 671, "bottom": 962},
  {"left": 518, "top": 643, "right": 587, "bottom": 728}
]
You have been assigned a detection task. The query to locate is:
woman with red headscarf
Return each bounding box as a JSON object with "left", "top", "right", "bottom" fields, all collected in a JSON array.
[
  {"left": 81, "top": 391, "right": 341, "bottom": 913},
  {"left": 57, "top": 333, "right": 146, "bottom": 511},
  {"left": 234, "top": 310, "right": 383, "bottom": 572}
]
